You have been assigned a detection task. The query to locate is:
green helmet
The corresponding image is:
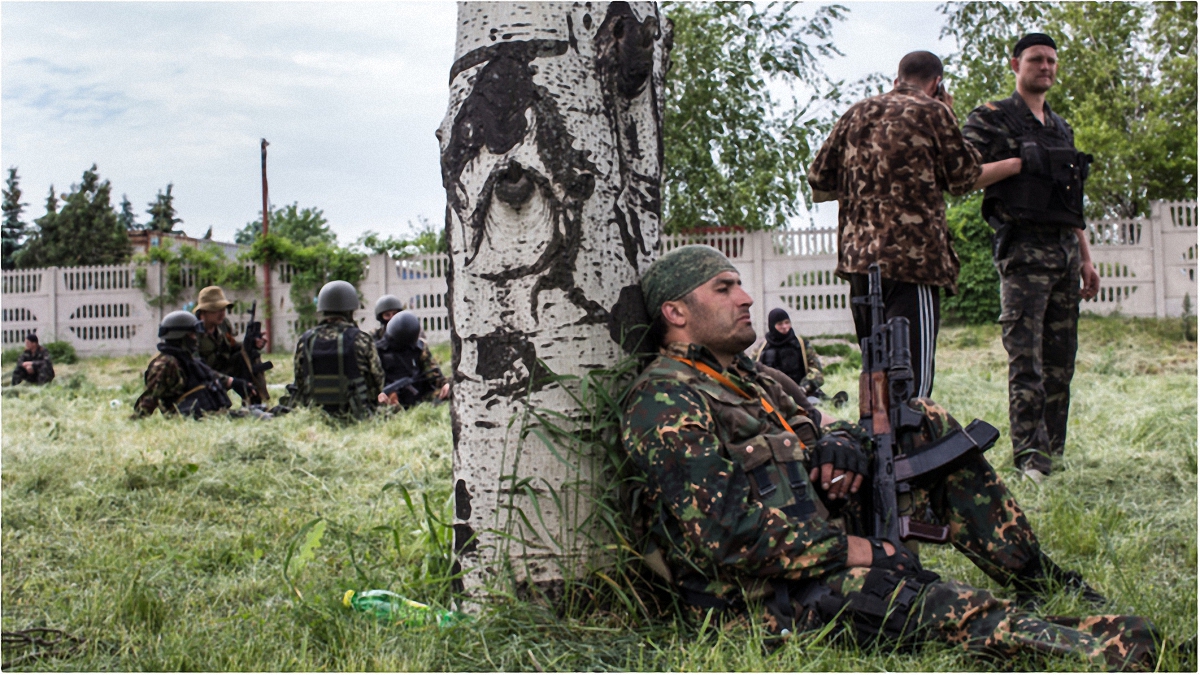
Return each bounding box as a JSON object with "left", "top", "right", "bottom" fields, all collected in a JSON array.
[
  {"left": 316, "top": 280, "right": 359, "bottom": 313},
  {"left": 374, "top": 294, "right": 404, "bottom": 322},
  {"left": 159, "top": 310, "right": 203, "bottom": 340},
  {"left": 386, "top": 311, "right": 421, "bottom": 347}
]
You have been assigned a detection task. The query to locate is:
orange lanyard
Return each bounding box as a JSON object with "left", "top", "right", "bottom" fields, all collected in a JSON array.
[{"left": 669, "top": 356, "right": 796, "bottom": 435}]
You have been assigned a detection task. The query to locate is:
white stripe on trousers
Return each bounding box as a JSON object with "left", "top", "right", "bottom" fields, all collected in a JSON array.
[{"left": 916, "top": 284, "right": 935, "bottom": 398}]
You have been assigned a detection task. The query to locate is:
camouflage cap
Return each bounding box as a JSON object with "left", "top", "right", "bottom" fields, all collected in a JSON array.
[{"left": 641, "top": 245, "right": 738, "bottom": 318}]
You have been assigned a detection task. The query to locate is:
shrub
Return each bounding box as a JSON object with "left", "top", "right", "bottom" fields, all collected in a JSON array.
[
  {"left": 943, "top": 194, "right": 1001, "bottom": 325},
  {"left": 44, "top": 340, "right": 78, "bottom": 364}
]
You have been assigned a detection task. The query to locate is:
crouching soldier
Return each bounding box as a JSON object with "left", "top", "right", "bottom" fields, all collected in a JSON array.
[
  {"left": 622, "top": 245, "right": 1163, "bottom": 670},
  {"left": 376, "top": 311, "right": 449, "bottom": 409},
  {"left": 372, "top": 294, "right": 405, "bottom": 340},
  {"left": 133, "top": 311, "right": 257, "bottom": 419},
  {"left": 11, "top": 333, "right": 55, "bottom": 386},
  {"left": 289, "top": 280, "right": 384, "bottom": 420}
]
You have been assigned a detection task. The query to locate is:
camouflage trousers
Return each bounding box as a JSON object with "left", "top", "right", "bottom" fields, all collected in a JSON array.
[{"left": 995, "top": 228, "right": 1081, "bottom": 470}]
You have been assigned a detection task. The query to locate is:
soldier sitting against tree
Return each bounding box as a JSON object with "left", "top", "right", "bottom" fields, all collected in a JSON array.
[
  {"left": 11, "top": 333, "right": 55, "bottom": 386},
  {"left": 133, "top": 311, "right": 257, "bottom": 419},
  {"left": 621, "top": 244, "right": 1162, "bottom": 670},
  {"left": 375, "top": 311, "right": 450, "bottom": 409},
  {"left": 193, "top": 285, "right": 268, "bottom": 404}
]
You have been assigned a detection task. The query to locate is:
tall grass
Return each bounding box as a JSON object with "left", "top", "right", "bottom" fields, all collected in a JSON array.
[{"left": 1, "top": 316, "right": 1195, "bottom": 671}]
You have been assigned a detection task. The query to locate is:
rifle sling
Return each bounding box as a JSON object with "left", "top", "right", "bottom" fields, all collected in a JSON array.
[
  {"left": 669, "top": 357, "right": 797, "bottom": 437},
  {"left": 893, "top": 419, "right": 999, "bottom": 483}
]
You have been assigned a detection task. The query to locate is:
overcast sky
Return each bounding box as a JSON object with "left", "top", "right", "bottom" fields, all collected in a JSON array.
[{"left": 1, "top": 1, "right": 949, "bottom": 244}]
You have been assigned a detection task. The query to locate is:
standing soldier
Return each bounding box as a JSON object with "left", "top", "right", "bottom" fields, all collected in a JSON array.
[
  {"left": 11, "top": 333, "right": 55, "bottom": 386},
  {"left": 962, "top": 33, "right": 1100, "bottom": 481},
  {"left": 375, "top": 310, "right": 449, "bottom": 409},
  {"left": 289, "top": 280, "right": 384, "bottom": 420},
  {"left": 133, "top": 311, "right": 256, "bottom": 418},
  {"left": 372, "top": 294, "right": 405, "bottom": 341},
  {"left": 808, "top": 51, "right": 1022, "bottom": 397},
  {"left": 194, "top": 285, "right": 269, "bottom": 404}
]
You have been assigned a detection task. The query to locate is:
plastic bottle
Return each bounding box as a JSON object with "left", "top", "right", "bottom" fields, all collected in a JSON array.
[{"left": 342, "top": 590, "right": 470, "bottom": 628}]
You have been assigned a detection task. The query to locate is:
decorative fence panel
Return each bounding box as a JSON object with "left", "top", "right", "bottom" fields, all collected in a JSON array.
[{"left": 3, "top": 200, "right": 1194, "bottom": 357}]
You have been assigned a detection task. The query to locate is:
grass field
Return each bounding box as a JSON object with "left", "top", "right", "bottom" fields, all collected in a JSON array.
[{"left": 1, "top": 315, "right": 1195, "bottom": 671}]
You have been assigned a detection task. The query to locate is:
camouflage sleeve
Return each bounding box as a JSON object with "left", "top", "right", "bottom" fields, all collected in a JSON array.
[
  {"left": 806, "top": 112, "right": 849, "bottom": 194},
  {"left": 356, "top": 331, "right": 385, "bottom": 399},
  {"left": 34, "top": 358, "right": 55, "bottom": 385},
  {"left": 420, "top": 344, "right": 448, "bottom": 389},
  {"left": 133, "top": 356, "right": 184, "bottom": 417},
  {"left": 622, "top": 379, "right": 849, "bottom": 580},
  {"left": 292, "top": 337, "right": 309, "bottom": 397},
  {"left": 932, "top": 104, "right": 983, "bottom": 196},
  {"left": 962, "top": 104, "right": 1017, "bottom": 163},
  {"left": 799, "top": 337, "right": 824, "bottom": 393}
]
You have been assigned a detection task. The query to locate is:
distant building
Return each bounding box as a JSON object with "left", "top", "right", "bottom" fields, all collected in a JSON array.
[{"left": 127, "top": 229, "right": 243, "bottom": 259}]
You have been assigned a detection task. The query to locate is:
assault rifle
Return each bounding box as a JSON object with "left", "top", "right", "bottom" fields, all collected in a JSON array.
[
  {"left": 239, "top": 301, "right": 273, "bottom": 403},
  {"left": 854, "top": 263, "right": 999, "bottom": 547},
  {"left": 382, "top": 372, "right": 443, "bottom": 408}
]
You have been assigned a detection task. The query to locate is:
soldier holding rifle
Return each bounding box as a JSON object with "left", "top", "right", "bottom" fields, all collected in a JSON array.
[
  {"left": 194, "top": 285, "right": 272, "bottom": 404},
  {"left": 620, "top": 245, "right": 1159, "bottom": 669}
]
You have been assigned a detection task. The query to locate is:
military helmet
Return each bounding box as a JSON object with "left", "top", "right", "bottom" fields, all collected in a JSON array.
[
  {"left": 316, "top": 280, "right": 360, "bottom": 313},
  {"left": 386, "top": 311, "right": 421, "bottom": 347},
  {"left": 159, "top": 310, "right": 203, "bottom": 340},
  {"left": 374, "top": 294, "right": 404, "bottom": 322}
]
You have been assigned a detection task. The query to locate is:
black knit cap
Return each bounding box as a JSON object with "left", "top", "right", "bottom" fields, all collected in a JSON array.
[{"left": 1013, "top": 33, "right": 1057, "bottom": 57}]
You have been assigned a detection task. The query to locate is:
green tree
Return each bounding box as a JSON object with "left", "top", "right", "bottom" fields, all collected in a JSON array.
[
  {"left": 235, "top": 203, "right": 336, "bottom": 247},
  {"left": 2, "top": 167, "right": 26, "bottom": 270},
  {"left": 662, "top": 1, "right": 847, "bottom": 232},
  {"left": 15, "top": 166, "right": 130, "bottom": 268},
  {"left": 146, "top": 183, "right": 182, "bottom": 233},
  {"left": 355, "top": 216, "right": 447, "bottom": 258},
  {"left": 941, "top": 1, "right": 1197, "bottom": 218},
  {"left": 118, "top": 195, "right": 141, "bottom": 231},
  {"left": 245, "top": 234, "right": 365, "bottom": 324}
]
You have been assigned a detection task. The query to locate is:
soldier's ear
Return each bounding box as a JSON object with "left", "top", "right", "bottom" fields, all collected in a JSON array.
[{"left": 660, "top": 300, "right": 689, "bottom": 329}]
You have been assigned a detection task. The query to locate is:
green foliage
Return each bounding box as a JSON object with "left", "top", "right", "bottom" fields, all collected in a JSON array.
[
  {"left": 942, "top": 194, "right": 1001, "bottom": 325},
  {"left": 44, "top": 340, "right": 78, "bottom": 365},
  {"left": 941, "top": 1, "right": 1197, "bottom": 218},
  {"left": 662, "top": 2, "right": 847, "bottom": 232},
  {"left": 246, "top": 233, "right": 366, "bottom": 323},
  {"left": 235, "top": 203, "right": 336, "bottom": 247},
  {"left": 145, "top": 184, "right": 182, "bottom": 233},
  {"left": 1, "top": 347, "right": 21, "bottom": 365},
  {"left": 355, "top": 216, "right": 447, "bottom": 258},
  {"left": 133, "top": 242, "right": 258, "bottom": 308},
  {"left": 118, "top": 194, "right": 141, "bottom": 231},
  {"left": 2, "top": 166, "right": 27, "bottom": 270},
  {"left": 14, "top": 165, "right": 131, "bottom": 269}
]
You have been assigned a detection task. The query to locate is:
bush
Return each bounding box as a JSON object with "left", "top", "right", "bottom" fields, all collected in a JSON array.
[
  {"left": 45, "top": 340, "right": 78, "bottom": 365},
  {"left": 1, "top": 347, "right": 20, "bottom": 365},
  {"left": 943, "top": 194, "right": 1001, "bottom": 325}
]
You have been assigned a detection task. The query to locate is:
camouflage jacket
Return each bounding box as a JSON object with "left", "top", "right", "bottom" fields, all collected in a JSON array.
[
  {"left": 962, "top": 91, "right": 1077, "bottom": 227},
  {"left": 808, "top": 84, "right": 983, "bottom": 292},
  {"left": 196, "top": 318, "right": 242, "bottom": 376},
  {"left": 12, "top": 346, "right": 55, "bottom": 385},
  {"left": 291, "top": 317, "right": 385, "bottom": 408},
  {"left": 621, "top": 342, "right": 848, "bottom": 604},
  {"left": 132, "top": 347, "right": 229, "bottom": 418}
]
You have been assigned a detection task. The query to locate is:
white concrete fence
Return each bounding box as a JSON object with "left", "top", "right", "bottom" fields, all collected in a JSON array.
[{"left": 2, "top": 200, "right": 1194, "bottom": 357}]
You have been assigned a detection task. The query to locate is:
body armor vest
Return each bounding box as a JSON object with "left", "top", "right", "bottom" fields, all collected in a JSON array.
[
  {"left": 155, "top": 343, "right": 231, "bottom": 418},
  {"left": 301, "top": 324, "right": 370, "bottom": 417},
  {"left": 376, "top": 337, "right": 434, "bottom": 405},
  {"left": 759, "top": 339, "right": 808, "bottom": 385},
  {"left": 983, "top": 96, "right": 1092, "bottom": 229}
]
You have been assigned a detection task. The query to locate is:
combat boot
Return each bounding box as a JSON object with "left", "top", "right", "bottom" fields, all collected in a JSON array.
[
  {"left": 1011, "top": 552, "right": 1108, "bottom": 610},
  {"left": 1015, "top": 449, "right": 1052, "bottom": 483}
]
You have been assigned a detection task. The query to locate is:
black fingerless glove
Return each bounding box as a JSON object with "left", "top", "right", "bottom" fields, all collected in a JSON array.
[
  {"left": 810, "top": 431, "right": 870, "bottom": 476},
  {"left": 870, "top": 538, "right": 923, "bottom": 574}
]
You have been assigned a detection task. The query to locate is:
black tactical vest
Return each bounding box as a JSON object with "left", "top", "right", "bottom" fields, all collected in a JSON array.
[
  {"left": 376, "top": 337, "right": 435, "bottom": 405},
  {"left": 302, "top": 324, "right": 370, "bottom": 417},
  {"left": 759, "top": 340, "right": 808, "bottom": 385},
  {"left": 983, "top": 96, "right": 1092, "bottom": 229}
]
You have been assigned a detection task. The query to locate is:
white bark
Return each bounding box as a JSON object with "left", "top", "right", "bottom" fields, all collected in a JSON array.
[{"left": 438, "top": 1, "right": 670, "bottom": 595}]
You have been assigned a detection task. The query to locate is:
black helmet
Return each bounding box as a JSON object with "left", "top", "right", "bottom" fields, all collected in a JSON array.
[
  {"left": 316, "top": 280, "right": 359, "bottom": 313},
  {"left": 374, "top": 294, "right": 404, "bottom": 322},
  {"left": 159, "top": 310, "right": 203, "bottom": 340},
  {"left": 386, "top": 311, "right": 421, "bottom": 347}
]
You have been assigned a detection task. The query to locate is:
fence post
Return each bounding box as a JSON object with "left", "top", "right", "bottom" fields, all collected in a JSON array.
[
  {"left": 1150, "top": 202, "right": 1167, "bottom": 318},
  {"left": 49, "top": 266, "right": 59, "bottom": 341}
]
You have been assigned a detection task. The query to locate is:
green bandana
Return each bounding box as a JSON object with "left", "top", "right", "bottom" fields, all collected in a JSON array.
[{"left": 641, "top": 245, "right": 738, "bottom": 318}]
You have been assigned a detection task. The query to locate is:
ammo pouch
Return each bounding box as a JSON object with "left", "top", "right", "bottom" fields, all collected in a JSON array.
[
  {"left": 794, "top": 568, "right": 940, "bottom": 646},
  {"left": 729, "top": 431, "right": 822, "bottom": 522},
  {"left": 305, "top": 326, "right": 369, "bottom": 417}
]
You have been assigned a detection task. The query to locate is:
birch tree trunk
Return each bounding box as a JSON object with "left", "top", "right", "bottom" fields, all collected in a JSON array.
[{"left": 438, "top": 1, "right": 671, "bottom": 596}]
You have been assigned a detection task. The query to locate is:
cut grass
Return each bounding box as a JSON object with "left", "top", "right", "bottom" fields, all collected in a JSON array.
[{"left": 1, "top": 315, "right": 1195, "bottom": 671}]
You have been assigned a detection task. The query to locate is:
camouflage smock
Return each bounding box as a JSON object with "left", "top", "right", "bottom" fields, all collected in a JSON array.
[
  {"left": 11, "top": 346, "right": 55, "bottom": 385},
  {"left": 622, "top": 341, "right": 847, "bottom": 603},
  {"left": 132, "top": 348, "right": 229, "bottom": 418},
  {"left": 291, "top": 316, "right": 385, "bottom": 407},
  {"left": 807, "top": 83, "right": 983, "bottom": 292}
]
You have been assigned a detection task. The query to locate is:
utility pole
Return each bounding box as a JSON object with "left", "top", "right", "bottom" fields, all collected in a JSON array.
[{"left": 261, "top": 138, "right": 272, "bottom": 348}]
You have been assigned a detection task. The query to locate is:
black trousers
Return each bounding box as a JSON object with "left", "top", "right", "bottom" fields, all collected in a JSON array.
[{"left": 848, "top": 274, "right": 941, "bottom": 399}]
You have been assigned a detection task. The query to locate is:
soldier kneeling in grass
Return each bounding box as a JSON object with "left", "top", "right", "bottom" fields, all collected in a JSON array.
[
  {"left": 133, "top": 311, "right": 258, "bottom": 419},
  {"left": 11, "top": 333, "right": 55, "bottom": 386},
  {"left": 622, "top": 245, "right": 1170, "bottom": 670}
]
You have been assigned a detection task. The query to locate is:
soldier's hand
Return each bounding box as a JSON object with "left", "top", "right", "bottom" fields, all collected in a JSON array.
[
  {"left": 438, "top": 383, "right": 451, "bottom": 400},
  {"left": 811, "top": 464, "right": 864, "bottom": 501},
  {"left": 255, "top": 337, "right": 267, "bottom": 350},
  {"left": 377, "top": 392, "right": 389, "bottom": 404},
  {"left": 808, "top": 431, "right": 869, "bottom": 500},
  {"left": 22, "top": 362, "right": 33, "bottom": 373},
  {"left": 1080, "top": 261, "right": 1100, "bottom": 300}
]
